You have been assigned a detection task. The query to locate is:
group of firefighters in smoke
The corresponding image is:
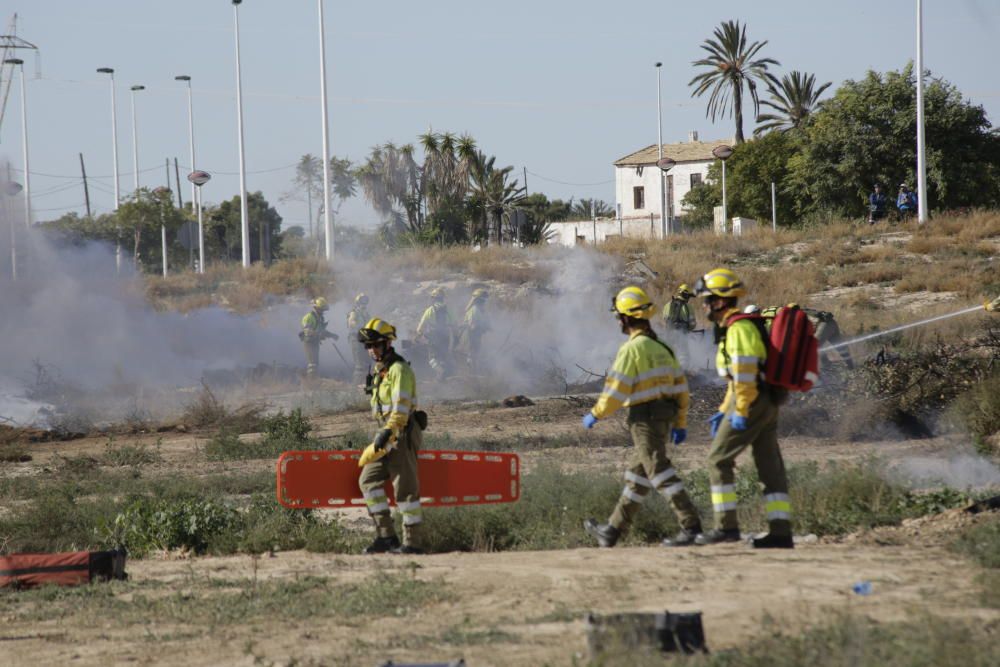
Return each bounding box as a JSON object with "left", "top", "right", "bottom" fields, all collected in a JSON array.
[{"left": 299, "top": 269, "right": 856, "bottom": 554}]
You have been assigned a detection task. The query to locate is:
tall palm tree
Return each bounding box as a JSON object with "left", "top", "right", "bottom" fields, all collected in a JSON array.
[
  {"left": 356, "top": 142, "right": 422, "bottom": 233},
  {"left": 754, "top": 71, "right": 832, "bottom": 135},
  {"left": 467, "top": 152, "right": 525, "bottom": 245},
  {"left": 688, "top": 20, "right": 779, "bottom": 144}
]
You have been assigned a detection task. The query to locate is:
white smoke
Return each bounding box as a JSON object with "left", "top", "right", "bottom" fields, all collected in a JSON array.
[{"left": 892, "top": 453, "right": 1000, "bottom": 490}]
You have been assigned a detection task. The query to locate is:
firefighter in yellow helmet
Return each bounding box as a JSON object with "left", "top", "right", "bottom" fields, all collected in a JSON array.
[
  {"left": 300, "top": 297, "right": 339, "bottom": 379},
  {"left": 417, "top": 288, "right": 455, "bottom": 380},
  {"left": 356, "top": 318, "right": 425, "bottom": 554},
  {"left": 458, "top": 288, "right": 491, "bottom": 374},
  {"left": 662, "top": 284, "right": 697, "bottom": 333},
  {"left": 582, "top": 286, "right": 704, "bottom": 548},
  {"left": 695, "top": 268, "right": 793, "bottom": 549},
  {"left": 747, "top": 304, "right": 853, "bottom": 370},
  {"left": 346, "top": 293, "right": 371, "bottom": 382}
]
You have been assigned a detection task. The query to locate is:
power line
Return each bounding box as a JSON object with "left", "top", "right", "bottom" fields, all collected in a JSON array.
[{"left": 525, "top": 170, "right": 613, "bottom": 187}]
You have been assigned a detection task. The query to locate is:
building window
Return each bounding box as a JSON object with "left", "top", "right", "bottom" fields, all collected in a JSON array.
[
  {"left": 690, "top": 173, "right": 703, "bottom": 189},
  {"left": 633, "top": 186, "right": 645, "bottom": 210}
]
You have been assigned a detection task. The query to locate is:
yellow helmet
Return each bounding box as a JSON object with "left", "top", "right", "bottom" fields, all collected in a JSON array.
[
  {"left": 430, "top": 287, "right": 445, "bottom": 301},
  {"left": 694, "top": 268, "right": 746, "bottom": 299},
  {"left": 472, "top": 288, "right": 489, "bottom": 299},
  {"left": 676, "top": 283, "right": 694, "bottom": 299},
  {"left": 358, "top": 317, "right": 396, "bottom": 344},
  {"left": 611, "top": 286, "right": 655, "bottom": 320},
  {"left": 355, "top": 293, "right": 369, "bottom": 306},
  {"left": 312, "top": 296, "right": 329, "bottom": 311}
]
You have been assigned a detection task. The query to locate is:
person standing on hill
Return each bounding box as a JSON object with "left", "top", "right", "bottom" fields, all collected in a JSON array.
[
  {"left": 581, "top": 286, "right": 704, "bottom": 548},
  {"left": 897, "top": 183, "right": 917, "bottom": 219},
  {"left": 694, "top": 268, "right": 794, "bottom": 549},
  {"left": 346, "top": 293, "right": 371, "bottom": 382},
  {"left": 356, "top": 318, "right": 426, "bottom": 555},
  {"left": 417, "top": 288, "right": 455, "bottom": 380},
  {"left": 868, "top": 183, "right": 887, "bottom": 224},
  {"left": 300, "top": 297, "right": 338, "bottom": 379}
]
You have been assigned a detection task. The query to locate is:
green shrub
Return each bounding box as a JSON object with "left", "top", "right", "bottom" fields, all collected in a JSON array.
[
  {"left": 203, "top": 409, "right": 328, "bottom": 461},
  {"left": 949, "top": 372, "right": 1000, "bottom": 457},
  {"left": 950, "top": 516, "right": 1000, "bottom": 569},
  {"left": 101, "top": 437, "right": 162, "bottom": 467},
  {"left": 107, "top": 496, "right": 241, "bottom": 556}
]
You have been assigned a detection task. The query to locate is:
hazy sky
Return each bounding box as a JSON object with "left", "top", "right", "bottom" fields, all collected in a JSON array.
[{"left": 2, "top": 0, "right": 998, "bottom": 230}]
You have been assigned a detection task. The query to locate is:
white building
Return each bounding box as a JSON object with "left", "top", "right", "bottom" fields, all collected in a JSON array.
[{"left": 614, "top": 132, "right": 731, "bottom": 230}]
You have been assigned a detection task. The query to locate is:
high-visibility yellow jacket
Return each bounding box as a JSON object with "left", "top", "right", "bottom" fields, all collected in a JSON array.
[
  {"left": 716, "top": 307, "right": 767, "bottom": 418},
  {"left": 301, "top": 309, "right": 329, "bottom": 342},
  {"left": 464, "top": 301, "right": 490, "bottom": 333},
  {"left": 417, "top": 303, "right": 452, "bottom": 339},
  {"left": 346, "top": 307, "right": 369, "bottom": 332},
  {"left": 591, "top": 331, "right": 690, "bottom": 427},
  {"left": 663, "top": 298, "right": 696, "bottom": 331},
  {"left": 371, "top": 352, "right": 417, "bottom": 438}
]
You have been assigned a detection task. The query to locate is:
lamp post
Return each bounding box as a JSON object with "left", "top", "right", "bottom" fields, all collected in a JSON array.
[
  {"left": 915, "top": 0, "right": 928, "bottom": 224},
  {"left": 187, "top": 170, "right": 211, "bottom": 273},
  {"left": 174, "top": 75, "right": 197, "bottom": 209},
  {"left": 4, "top": 58, "right": 31, "bottom": 227},
  {"left": 129, "top": 85, "right": 145, "bottom": 193},
  {"left": 3, "top": 180, "right": 22, "bottom": 279},
  {"left": 656, "top": 156, "right": 676, "bottom": 231},
  {"left": 317, "top": 0, "right": 334, "bottom": 261},
  {"left": 153, "top": 186, "right": 170, "bottom": 277},
  {"left": 97, "top": 68, "right": 123, "bottom": 272},
  {"left": 232, "top": 0, "right": 250, "bottom": 267},
  {"left": 655, "top": 62, "right": 667, "bottom": 238},
  {"left": 712, "top": 144, "right": 734, "bottom": 229}
]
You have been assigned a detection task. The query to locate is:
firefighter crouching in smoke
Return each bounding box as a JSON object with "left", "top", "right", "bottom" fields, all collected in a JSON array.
[
  {"left": 347, "top": 293, "right": 371, "bottom": 382},
  {"left": 356, "top": 318, "right": 427, "bottom": 555},
  {"left": 695, "top": 268, "right": 793, "bottom": 549},
  {"left": 299, "top": 297, "right": 338, "bottom": 379},
  {"left": 581, "top": 286, "right": 704, "bottom": 548}
]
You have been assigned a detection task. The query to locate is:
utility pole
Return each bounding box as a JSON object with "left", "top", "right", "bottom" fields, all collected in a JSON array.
[
  {"left": 79, "top": 153, "right": 91, "bottom": 218},
  {"left": 915, "top": 0, "right": 928, "bottom": 224},
  {"left": 317, "top": 0, "right": 334, "bottom": 261},
  {"left": 174, "top": 158, "right": 183, "bottom": 209},
  {"left": 523, "top": 166, "right": 529, "bottom": 197}
]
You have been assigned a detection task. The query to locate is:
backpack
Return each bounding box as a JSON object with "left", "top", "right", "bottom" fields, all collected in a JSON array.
[{"left": 727, "top": 305, "right": 819, "bottom": 392}]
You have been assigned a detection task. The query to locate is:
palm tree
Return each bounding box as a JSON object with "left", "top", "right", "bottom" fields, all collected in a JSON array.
[
  {"left": 356, "top": 142, "right": 422, "bottom": 233},
  {"left": 467, "top": 152, "right": 525, "bottom": 245},
  {"left": 688, "top": 20, "right": 779, "bottom": 144},
  {"left": 570, "top": 198, "right": 614, "bottom": 219},
  {"left": 754, "top": 71, "right": 831, "bottom": 135}
]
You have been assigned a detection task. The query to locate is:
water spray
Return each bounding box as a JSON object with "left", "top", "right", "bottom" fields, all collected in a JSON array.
[{"left": 821, "top": 301, "right": 995, "bottom": 353}]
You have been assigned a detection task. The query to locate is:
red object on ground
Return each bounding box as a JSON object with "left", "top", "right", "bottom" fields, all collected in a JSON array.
[
  {"left": 1, "top": 550, "right": 126, "bottom": 589},
  {"left": 276, "top": 450, "right": 520, "bottom": 509}
]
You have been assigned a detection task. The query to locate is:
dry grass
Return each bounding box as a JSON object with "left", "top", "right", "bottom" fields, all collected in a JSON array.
[{"left": 378, "top": 245, "right": 552, "bottom": 284}]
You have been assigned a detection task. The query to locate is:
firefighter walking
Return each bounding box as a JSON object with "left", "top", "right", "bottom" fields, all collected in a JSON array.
[
  {"left": 356, "top": 318, "right": 425, "bottom": 555},
  {"left": 300, "top": 297, "right": 339, "bottom": 379},
  {"left": 347, "top": 293, "right": 371, "bottom": 381},
  {"left": 694, "top": 268, "right": 793, "bottom": 549},
  {"left": 417, "top": 288, "right": 454, "bottom": 380},
  {"left": 582, "top": 286, "right": 704, "bottom": 548}
]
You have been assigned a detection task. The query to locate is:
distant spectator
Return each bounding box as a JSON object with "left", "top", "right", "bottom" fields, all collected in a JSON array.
[
  {"left": 868, "top": 184, "right": 887, "bottom": 224},
  {"left": 897, "top": 183, "right": 917, "bottom": 219}
]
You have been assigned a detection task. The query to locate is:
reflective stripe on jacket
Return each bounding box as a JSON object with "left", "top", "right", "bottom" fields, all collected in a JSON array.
[
  {"left": 716, "top": 307, "right": 767, "bottom": 418},
  {"left": 592, "top": 331, "right": 690, "bottom": 427},
  {"left": 371, "top": 354, "right": 418, "bottom": 437}
]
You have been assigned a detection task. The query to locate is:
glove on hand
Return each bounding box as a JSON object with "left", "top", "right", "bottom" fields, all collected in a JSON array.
[
  {"left": 373, "top": 428, "right": 393, "bottom": 451},
  {"left": 730, "top": 415, "right": 749, "bottom": 431},
  {"left": 708, "top": 412, "right": 725, "bottom": 438},
  {"left": 582, "top": 413, "right": 598, "bottom": 430},
  {"left": 670, "top": 428, "right": 687, "bottom": 445}
]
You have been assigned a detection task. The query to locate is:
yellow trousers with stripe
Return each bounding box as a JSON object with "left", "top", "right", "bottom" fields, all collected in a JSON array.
[
  {"left": 358, "top": 419, "right": 424, "bottom": 547},
  {"left": 707, "top": 389, "right": 791, "bottom": 536}
]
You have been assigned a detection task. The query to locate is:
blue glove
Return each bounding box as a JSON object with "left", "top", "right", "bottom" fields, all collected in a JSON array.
[
  {"left": 670, "top": 428, "right": 687, "bottom": 445},
  {"left": 730, "top": 414, "right": 749, "bottom": 431},
  {"left": 582, "top": 413, "right": 598, "bottom": 429},
  {"left": 708, "top": 412, "right": 725, "bottom": 438}
]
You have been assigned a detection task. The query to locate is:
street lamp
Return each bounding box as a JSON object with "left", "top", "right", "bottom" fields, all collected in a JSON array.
[
  {"left": 712, "top": 144, "right": 734, "bottom": 229},
  {"left": 655, "top": 62, "right": 667, "bottom": 238},
  {"left": 317, "top": 0, "right": 334, "bottom": 261},
  {"left": 97, "top": 67, "right": 123, "bottom": 272},
  {"left": 187, "top": 169, "right": 211, "bottom": 273},
  {"left": 129, "top": 85, "right": 145, "bottom": 193},
  {"left": 153, "top": 186, "right": 171, "bottom": 277},
  {"left": 174, "top": 75, "right": 197, "bottom": 209},
  {"left": 656, "top": 156, "right": 676, "bottom": 229},
  {"left": 915, "top": 0, "right": 928, "bottom": 224},
  {"left": 4, "top": 58, "right": 31, "bottom": 228},
  {"left": 3, "top": 180, "right": 22, "bottom": 280},
  {"left": 232, "top": 0, "right": 250, "bottom": 267}
]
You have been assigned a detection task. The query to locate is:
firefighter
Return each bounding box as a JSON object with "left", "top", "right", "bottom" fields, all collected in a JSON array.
[
  {"left": 417, "top": 288, "right": 455, "bottom": 380},
  {"left": 695, "top": 268, "right": 793, "bottom": 549},
  {"left": 662, "top": 284, "right": 697, "bottom": 333},
  {"left": 581, "top": 286, "right": 704, "bottom": 548},
  {"left": 458, "top": 288, "right": 491, "bottom": 373},
  {"left": 300, "top": 297, "right": 339, "bottom": 379},
  {"left": 356, "top": 318, "right": 425, "bottom": 555},
  {"left": 347, "top": 293, "right": 371, "bottom": 381},
  {"left": 747, "top": 304, "right": 854, "bottom": 370}
]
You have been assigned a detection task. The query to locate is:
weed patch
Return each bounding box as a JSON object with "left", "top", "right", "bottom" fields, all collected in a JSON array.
[
  {"left": 101, "top": 437, "right": 162, "bottom": 467},
  {"left": 203, "top": 408, "right": 327, "bottom": 461},
  {"left": 180, "top": 384, "right": 267, "bottom": 433}
]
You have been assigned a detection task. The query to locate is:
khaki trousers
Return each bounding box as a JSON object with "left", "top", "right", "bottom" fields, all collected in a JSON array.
[{"left": 358, "top": 420, "right": 424, "bottom": 547}]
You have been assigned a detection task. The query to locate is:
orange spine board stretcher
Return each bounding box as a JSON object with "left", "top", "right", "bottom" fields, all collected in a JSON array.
[{"left": 277, "top": 450, "right": 520, "bottom": 509}]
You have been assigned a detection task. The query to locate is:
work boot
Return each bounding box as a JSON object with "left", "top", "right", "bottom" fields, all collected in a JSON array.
[
  {"left": 751, "top": 533, "right": 794, "bottom": 549},
  {"left": 390, "top": 544, "right": 425, "bottom": 555},
  {"left": 661, "top": 526, "right": 702, "bottom": 547},
  {"left": 583, "top": 519, "right": 620, "bottom": 548},
  {"left": 362, "top": 535, "right": 400, "bottom": 554},
  {"left": 694, "top": 529, "right": 741, "bottom": 545}
]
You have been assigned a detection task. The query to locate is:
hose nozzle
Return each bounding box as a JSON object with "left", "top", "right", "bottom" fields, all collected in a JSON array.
[{"left": 985, "top": 296, "right": 1000, "bottom": 313}]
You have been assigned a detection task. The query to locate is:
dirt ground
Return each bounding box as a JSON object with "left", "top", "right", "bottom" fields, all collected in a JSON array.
[{"left": 3, "top": 393, "right": 998, "bottom": 666}]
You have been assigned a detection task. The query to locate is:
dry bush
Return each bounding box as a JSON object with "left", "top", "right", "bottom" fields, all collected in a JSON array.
[
  {"left": 180, "top": 384, "right": 267, "bottom": 433},
  {"left": 248, "top": 258, "right": 330, "bottom": 296},
  {"left": 894, "top": 258, "right": 988, "bottom": 296},
  {"left": 905, "top": 235, "right": 940, "bottom": 255},
  {"left": 378, "top": 246, "right": 550, "bottom": 284}
]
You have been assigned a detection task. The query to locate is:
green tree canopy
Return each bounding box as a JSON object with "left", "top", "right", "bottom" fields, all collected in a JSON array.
[{"left": 208, "top": 191, "right": 284, "bottom": 264}]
